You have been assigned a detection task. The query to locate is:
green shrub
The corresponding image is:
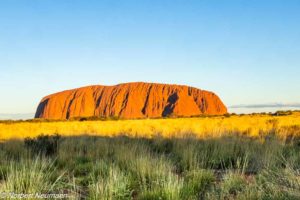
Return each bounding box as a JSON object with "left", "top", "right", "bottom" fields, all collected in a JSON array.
[{"left": 24, "top": 134, "right": 61, "bottom": 156}]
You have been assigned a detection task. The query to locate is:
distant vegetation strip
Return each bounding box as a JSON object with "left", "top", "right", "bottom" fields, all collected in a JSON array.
[
  {"left": 0, "top": 110, "right": 297, "bottom": 123},
  {"left": 0, "top": 111, "right": 300, "bottom": 140},
  {"left": 230, "top": 103, "right": 300, "bottom": 108}
]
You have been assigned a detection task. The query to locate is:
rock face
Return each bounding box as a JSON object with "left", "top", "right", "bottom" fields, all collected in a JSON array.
[{"left": 35, "top": 82, "right": 227, "bottom": 119}]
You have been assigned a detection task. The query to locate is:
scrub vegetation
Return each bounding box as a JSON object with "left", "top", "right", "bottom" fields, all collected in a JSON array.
[
  {"left": 0, "top": 112, "right": 300, "bottom": 199},
  {"left": 0, "top": 131, "right": 300, "bottom": 199},
  {"left": 0, "top": 111, "right": 300, "bottom": 140}
]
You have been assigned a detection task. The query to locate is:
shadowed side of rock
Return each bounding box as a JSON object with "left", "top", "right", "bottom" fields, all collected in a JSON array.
[{"left": 35, "top": 82, "right": 227, "bottom": 119}]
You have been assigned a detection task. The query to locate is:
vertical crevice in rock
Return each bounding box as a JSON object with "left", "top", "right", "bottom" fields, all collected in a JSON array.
[
  {"left": 162, "top": 93, "right": 179, "bottom": 117},
  {"left": 66, "top": 92, "right": 77, "bottom": 119},
  {"left": 142, "top": 85, "right": 153, "bottom": 116}
]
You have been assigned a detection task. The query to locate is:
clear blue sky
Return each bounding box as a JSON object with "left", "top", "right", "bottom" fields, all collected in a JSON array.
[{"left": 1, "top": 0, "right": 300, "bottom": 114}]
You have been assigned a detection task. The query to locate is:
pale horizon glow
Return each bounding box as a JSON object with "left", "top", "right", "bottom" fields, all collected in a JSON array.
[{"left": 1, "top": 0, "right": 300, "bottom": 116}]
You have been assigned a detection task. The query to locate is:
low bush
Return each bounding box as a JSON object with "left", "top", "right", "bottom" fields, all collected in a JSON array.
[{"left": 24, "top": 134, "right": 61, "bottom": 156}]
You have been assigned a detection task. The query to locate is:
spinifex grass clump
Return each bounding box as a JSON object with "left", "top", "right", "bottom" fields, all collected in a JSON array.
[
  {"left": 181, "top": 169, "right": 215, "bottom": 199},
  {"left": 0, "top": 157, "right": 64, "bottom": 194},
  {"left": 0, "top": 128, "right": 300, "bottom": 199},
  {"left": 89, "top": 164, "right": 132, "bottom": 200}
]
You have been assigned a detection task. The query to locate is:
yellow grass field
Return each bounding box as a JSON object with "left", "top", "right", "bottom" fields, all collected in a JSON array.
[{"left": 1, "top": 112, "right": 300, "bottom": 141}]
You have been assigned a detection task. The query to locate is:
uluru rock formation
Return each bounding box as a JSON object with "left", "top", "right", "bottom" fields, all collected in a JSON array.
[{"left": 35, "top": 82, "right": 227, "bottom": 120}]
